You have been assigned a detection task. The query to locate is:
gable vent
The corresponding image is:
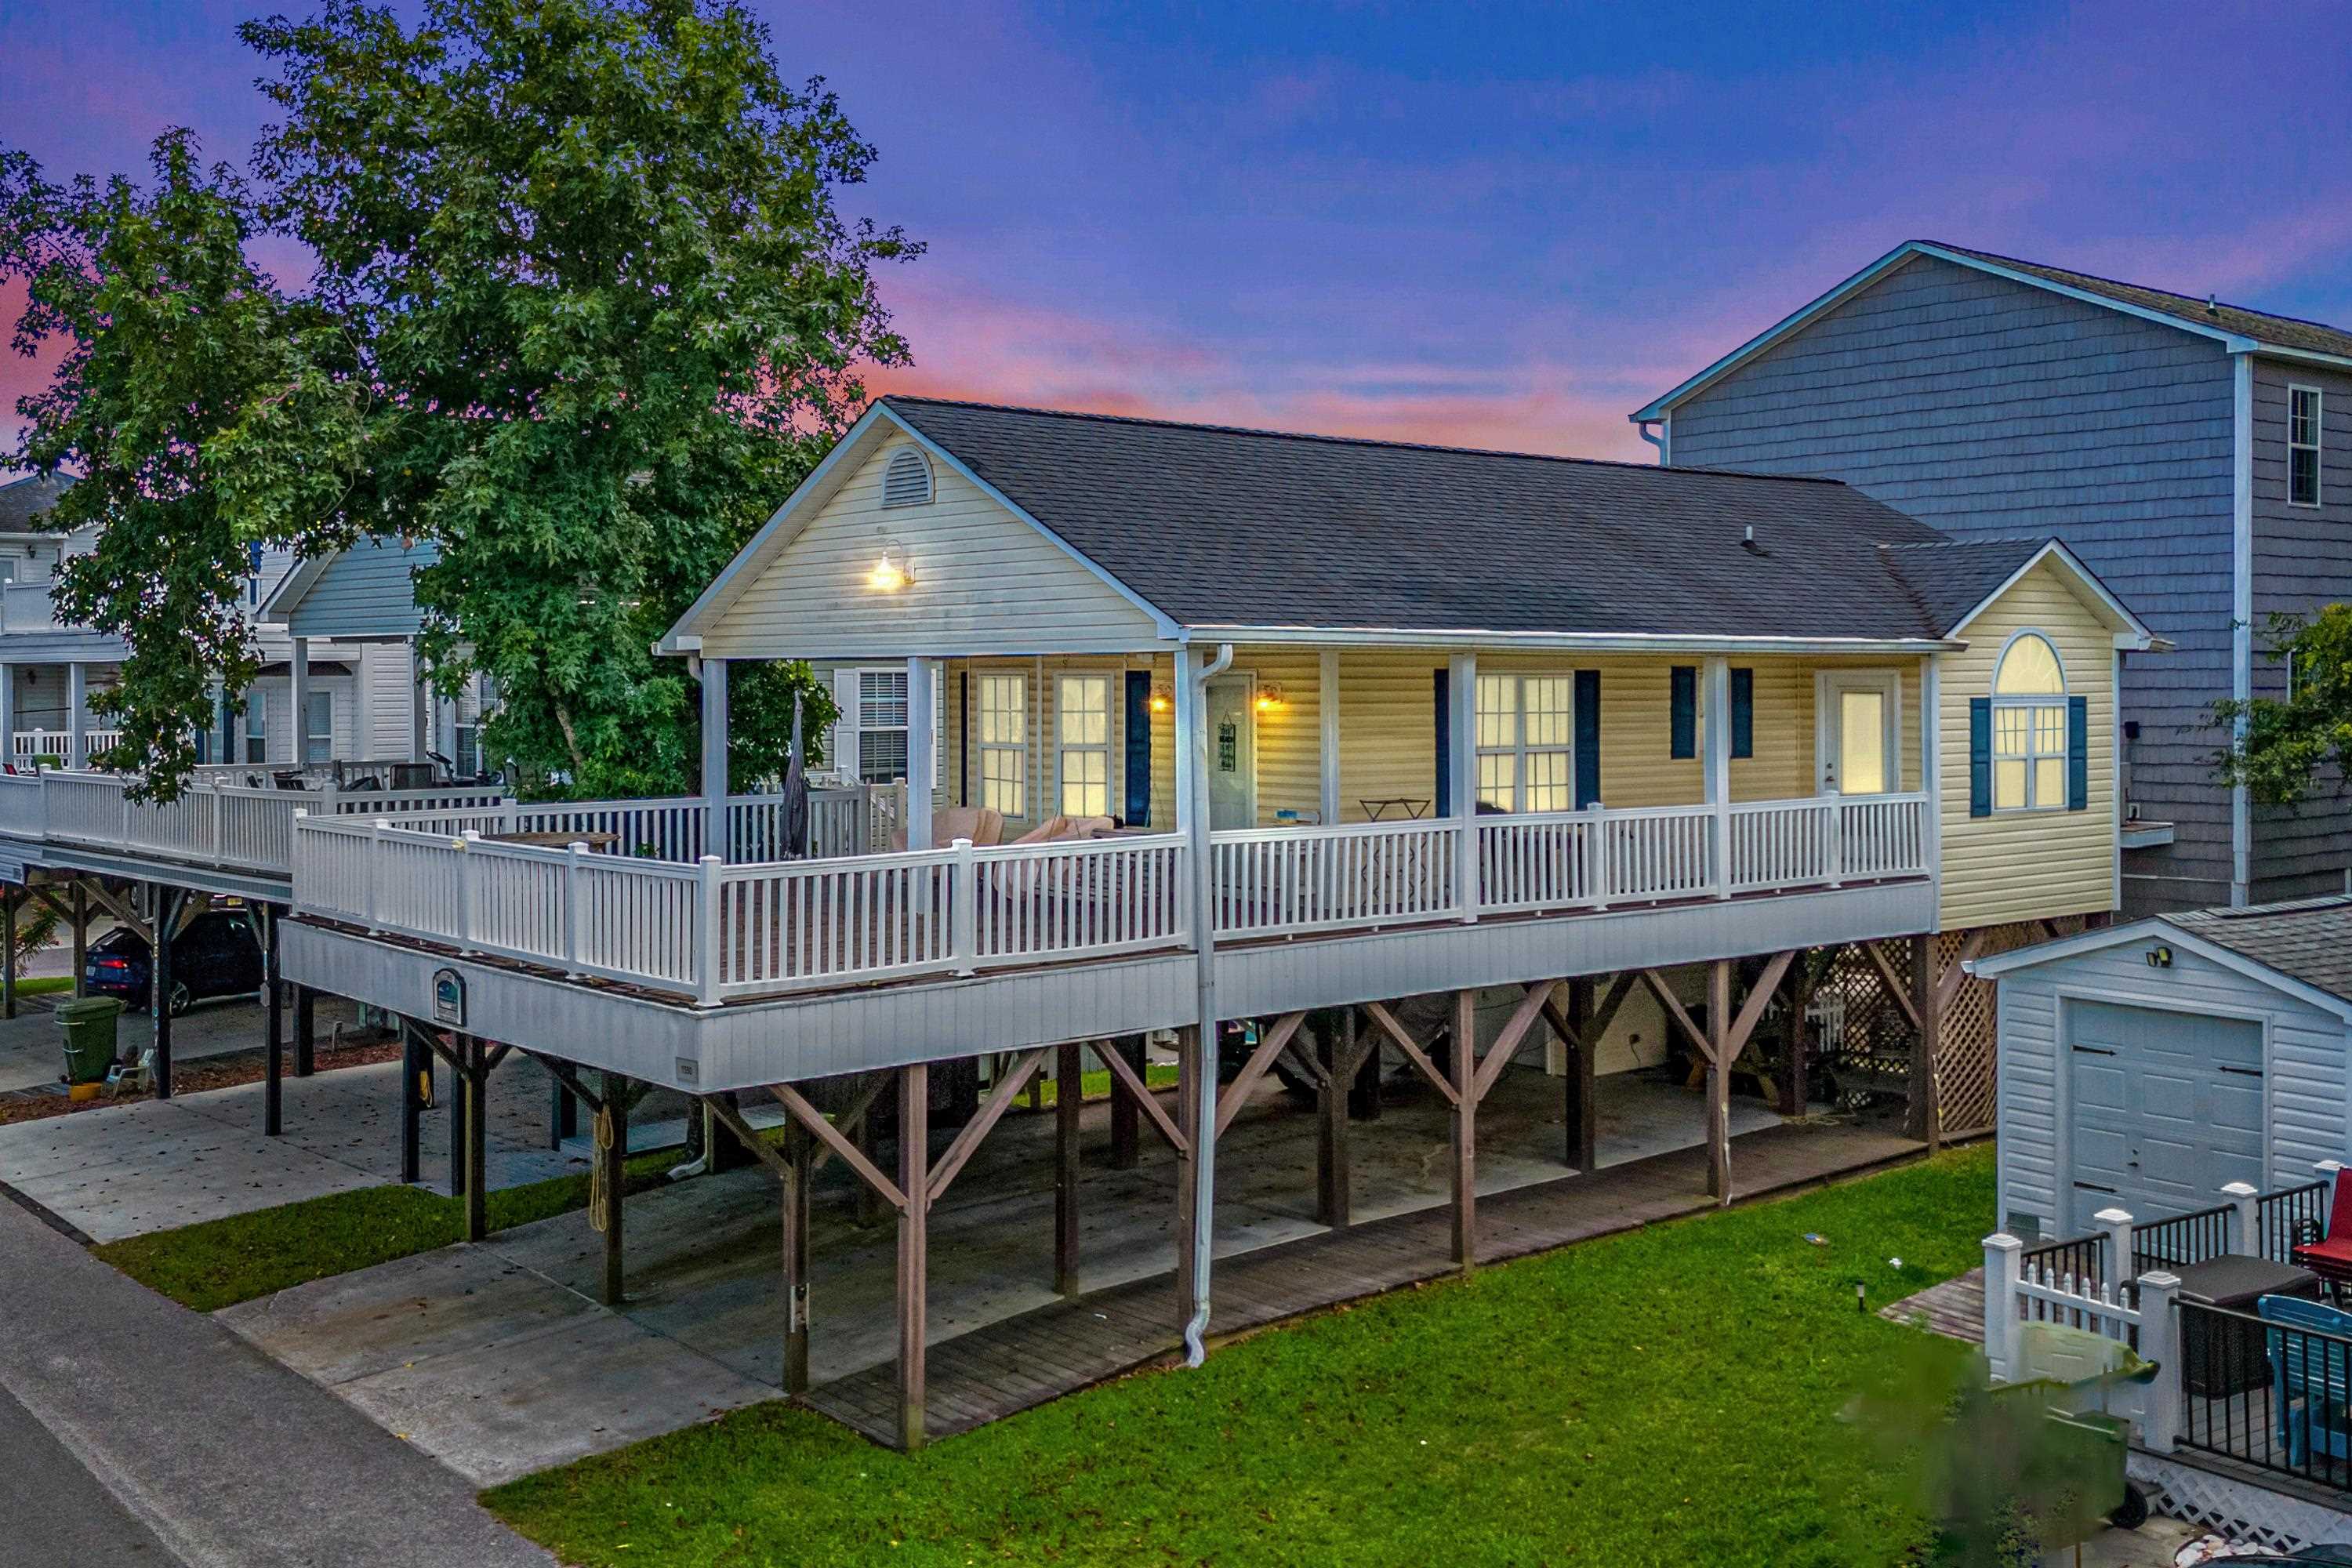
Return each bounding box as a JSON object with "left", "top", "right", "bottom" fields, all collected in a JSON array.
[{"left": 881, "top": 447, "right": 934, "bottom": 508}]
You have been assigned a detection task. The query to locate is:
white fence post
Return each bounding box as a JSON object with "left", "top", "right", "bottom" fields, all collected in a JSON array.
[
  {"left": 1588, "top": 802, "right": 1610, "bottom": 910},
  {"left": 2095, "top": 1207, "right": 2136, "bottom": 1283},
  {"left": 950, "top": 837, "right": 978, "bottom": 975},
  {"left": 1456, "top": 815, "right": 1479, "bottom": 925},
  {"left": 456, "top": 830, "right": 481, "bottom": 953},
  {"left": 1823, "top": 790, "right": 1843, "bottom": 887},
  {"left": 2136, "top": 1269, "right": 2181, "bottom": 1453},
  {"left": 563, "top": 840, "right": 585, "bottom": 977},
  {"left": 289, "top": 808, "right": 309, "bottom": 916},
  {"left": 209, "top": 778, "right": 225, "bottom": 866},
  {"left": 2222, "top": 1181, "right": 2261, "bottom": 1256},
  {"left": 1983, "top": 1232, "right": 2023, "bottom": 1383},
  {"left": 2318, "top": 1158, "right": 2345, "bottom": 1191},
  {"left": 695, "top": 854, "right": 723, "bottom": 1006},
  {"left": 368, "top": 818, "right": 391, "bottom": 933}
]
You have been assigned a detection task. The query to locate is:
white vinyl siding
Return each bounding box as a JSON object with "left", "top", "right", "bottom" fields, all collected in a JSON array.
[
  {"left": 1056, "top": 673, "right": 1111, "bottom": 817},
  {"left": 978, "top": 673, "right": 1028, "bottom": 817}
]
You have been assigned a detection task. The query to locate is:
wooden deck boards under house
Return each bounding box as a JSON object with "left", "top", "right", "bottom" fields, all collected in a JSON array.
[{"left": 799, "top": 1118, "right": 1923, "bottom": 1448}]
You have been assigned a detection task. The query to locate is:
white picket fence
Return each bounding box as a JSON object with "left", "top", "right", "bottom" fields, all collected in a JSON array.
[
  {"left": 292, "top": 815, "right": 1191, "bottom": 1004},
  {"left": 1982, "top": 1225, "right": 2183, "bottom": 1452},
  {"left": 10, "top": 729, "right": 123, "bottom": 766}
]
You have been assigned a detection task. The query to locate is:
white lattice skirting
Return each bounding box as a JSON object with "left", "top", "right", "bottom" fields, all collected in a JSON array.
[{"left": 2130, "top": 1451, "right": 2352, "bottom": 1553}]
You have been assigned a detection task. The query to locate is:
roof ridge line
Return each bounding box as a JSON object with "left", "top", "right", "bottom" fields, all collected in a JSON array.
[
  {"left": 1925, "top": 239, "right": 2352, "bottom": 341},
  {"left": 881, "top": 395, "right": 1857, "bottom": 485}
]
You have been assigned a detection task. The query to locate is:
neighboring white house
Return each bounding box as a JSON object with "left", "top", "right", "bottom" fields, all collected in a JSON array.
[{"left": 1970, "top": 896, "right": 2352, "bottom": 1240}]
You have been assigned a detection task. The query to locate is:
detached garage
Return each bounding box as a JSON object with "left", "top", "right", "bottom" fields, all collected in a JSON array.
[{"left": 1971, "top": 897, "right": 2352, "bottom": 1242}]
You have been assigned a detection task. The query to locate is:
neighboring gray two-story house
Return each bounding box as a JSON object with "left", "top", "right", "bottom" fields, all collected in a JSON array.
[{"left": 1634, "top": 241, "right": 2352, "bottom": 914}]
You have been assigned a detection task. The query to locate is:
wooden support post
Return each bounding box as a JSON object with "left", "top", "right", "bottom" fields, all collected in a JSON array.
[
  {"left": 151, "top": 887, "right": 179, "bottom": 1100},
  {"left": 1778, "top": 952, "right": 1810, "bottom": 1118},
  {"left": 293, "top": 985, "right": 315, "bottom": 1077},
  {"left": 448, "top": 1033, "right": 467, "bottom": 1198},
  {"left": 896, "top": 1062, "right": 930, "bottom": 1453},
  {"left": 1109, "top": 1036, "right": 1143, "bottom": 1171},
  {"left": 1451, "top": 989, "right": 1478, "bottom": 1272},
  {"left": 599, "top": 1078, "right": 630, "bottom": 1307},
  {"left": 1316, "top": 1012, "right": 1353, "bottom": 1229},
  {"left": 70, "top": 884, "right": 86, "bottom": 1000},
  {"left": 263, "top": 910, "right": 283, "bottom": 1138},
  {"left": 548, "top": 1065, "right": 578, "bottom": 1149},
  {"left": 1910, "top": 932, "right": 1943, "bottom": 1150},
  {"left": 1174, "top": 1025, "right": 1203, "bottom": 1330},
  {"left": 2, "top": 884, "right": 17, "bottom": 1022},
  {"left": 463, "top": 1036, "right": 488, "bottom": 1243},
  {"left": 1705, "top": 960, "right": 1733, "bottom": 1203},
  {"left": 399, "top": 1022, "right": 423, "bottom": 1183},
  {"left": 1055, "top": 1040, "right": 1083, "bottom": 1295},
  {"left": 782, "top": 1119, "right": 811, "bottom": 1394},
  {"left": 1565, "top": 978, "right": 1596, "bottom": 1172}
]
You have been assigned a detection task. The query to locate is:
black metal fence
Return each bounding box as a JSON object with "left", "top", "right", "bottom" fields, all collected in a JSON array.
[
  {"left": 2133, "top": 1203, "right": 2235, "bottom": 1274},
  {"left": 2021, "top": 1232, "right": 2108, "bottom": 1290},
  {"left": 2259, "top": 1180, "right": 2332, "bottom": 1264},
  {"left": 2176, "top": 1298, "right": 2352, "bottom": 1491}
]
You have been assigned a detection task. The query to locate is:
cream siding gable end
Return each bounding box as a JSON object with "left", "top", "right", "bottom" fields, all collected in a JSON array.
[{"left": 688, "top": 426, "right": 1169, "bottom": 660}]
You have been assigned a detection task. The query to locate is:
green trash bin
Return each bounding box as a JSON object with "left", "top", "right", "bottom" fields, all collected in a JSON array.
[{"left": 57, "top": 996, "right": 125, "bottom": 1090}]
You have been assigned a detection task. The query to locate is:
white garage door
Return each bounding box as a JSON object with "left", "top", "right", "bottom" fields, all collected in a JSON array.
[{"left": 2067, "top": 1000, "right": 2264, "bottom": 1234}]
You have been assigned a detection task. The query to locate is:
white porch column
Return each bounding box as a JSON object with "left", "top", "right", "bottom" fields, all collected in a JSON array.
[
  {"left": 66, "top": 661, "right": 87, "bottom": 770},
  {"left": 1448, "top": 652, "right": 1476, "bottom": 923},
  {"left": 1921, "top": 655, "right": 1942, "bottom": 891},
  {"left": 0, "top": 665, "right": 17, "bottom": 766},
  {"left": 1173, "top": 652, "right": 1199, "bottom": 839},
  {"left": 700, "top": 657, "right": 728, "bottom": 862},
  {"left": 904, "top": 656, "right": 936, "bottom": 851},
  {"left": 289, "top": 637, "right": 311, "bottom": 766},
  {"left": 1703, "top": 655, "right": 1731, "bottom": 898},
  {"left": 410, "top": 637, "right": 432, "bottom": 763},
  {"left": 1318, "top": 650, "right": 1341, "bottom": 826}
]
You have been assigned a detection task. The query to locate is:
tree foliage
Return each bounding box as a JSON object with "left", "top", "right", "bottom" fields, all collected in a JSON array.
[
  {"left": 4, "top": 0, "right": 916, "bottom": 799},
  {"left": 0, "top": 132, "right": 365, "bottom": 791},
  {"left": 2214, "top": 604, "right": 2352, "bottom": 808}
]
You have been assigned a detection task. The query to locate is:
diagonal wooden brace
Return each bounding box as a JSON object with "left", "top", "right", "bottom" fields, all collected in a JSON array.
[
  {"left": 768, "top": 1080, "right": 907, "bottom": 1212},
  {"left": 927, "top": 1047, "right": 1050, "bottom": 1207},
  {"left": 1638, "top": 968, "right": 1714, "bottom": 1063},
  {"left": 1214, "top": 1011, "right": 1310, "bottom": 1139},
  {"left": 1087, "top": 1038, "right": 1186, "bottom": 1154},
  {"left": 1363, "top": 1000, "right": 1459, "bottom": 1107},
  {"left": 1472, "top": 983, "right": 1557, "bottom": 1103}
]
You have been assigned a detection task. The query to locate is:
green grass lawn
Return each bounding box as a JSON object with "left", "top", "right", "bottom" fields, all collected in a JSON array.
[
  {"left": 13, "top": 976, "right": 74, "bottom": 996},
  {"left": 485, "top": 1145, "right": 1994, "bottom": 1567},
  {"left": 1031, "top": 1061, "right": 1181, "bottom": 1109},
  {"left": 94, "top": 1144, "right": 681, "bottom": 1312}
]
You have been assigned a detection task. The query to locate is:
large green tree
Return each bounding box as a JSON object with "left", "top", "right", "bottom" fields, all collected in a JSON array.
[
  {"left": 0, "top": 132, "right": 366, "bottom": 789},
  {"left": 5, "top": 0, "right": 915, "bottom": 799},
  {"left": 2215, "top": 604, "right": 2352, "bottom": 806}
]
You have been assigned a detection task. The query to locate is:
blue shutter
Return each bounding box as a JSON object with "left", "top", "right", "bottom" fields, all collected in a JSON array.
[
  {"left": 1669, "top": 666, "right": 1697, "bottom": 759},
  {"left": 2067, "top": 695, "right": 2089, "bottom": 811},
  {"left": 1432, "top": 667, "right": 1450, "bottom": 817},
  {"left": 1969, "top": 698, "right": 1992, "bottom": 817},
  {"left": 1573, "top": 670, "right": 1601, "bottom": 808},
  {"left": 1730, "top": 668, "right": 1753, "bottom": 760},
  {"left": 1123, "top": 670, "right": 1152, "bottom": 826}
]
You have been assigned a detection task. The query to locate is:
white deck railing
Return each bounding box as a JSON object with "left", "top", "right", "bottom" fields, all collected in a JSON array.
[{"left": 10, "top": 729, "right": 124, "bottom": 766}]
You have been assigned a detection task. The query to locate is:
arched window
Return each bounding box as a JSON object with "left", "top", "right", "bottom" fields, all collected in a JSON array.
[
  {"left": 1992, "top": 632, "right": 2067, "bottom": 811},
  {"left": 881, "top": 446, "right": 934, "bottom": 508}
]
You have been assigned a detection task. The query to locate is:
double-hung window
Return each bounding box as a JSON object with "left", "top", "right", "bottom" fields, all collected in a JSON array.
[
  {"left": 2291, "top": 385, "right": 2324, "bottom": 507},
  {"left": 303, "top": 690, "right": 334, "bottom": 764},
  {"left": 978, "top": 673, "right": 1028, "bottom": 817},
  {"left": 243, "top": 692, "right": 267, "bottom": 764},
  {"left": 1056, "top": 673, "right": 1111, "bottom": 817},
  {"left": 855, "top": 670, "right": 911, "bottom": 784},
  {"left": 1991, "top": 633, "right": 2067, "bottom": 811},
  {"left": 1475, "top": 673, "right": 1573, "bottom": 812}
]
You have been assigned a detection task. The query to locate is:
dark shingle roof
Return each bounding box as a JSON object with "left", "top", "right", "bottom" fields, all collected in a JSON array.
[
  {"left": 0, "top": 474, "right": 74, "bottom": 535},
  {"left": 1936, "top": 242, "right": 2352, "bottom": 361},
  {"left": 884, "top": 398, "right": 2048, "bottom": 642},
  {"left": 1878, "top": 538, "right": 2056, "bottom": 633},
  {"left": 2165, "top": 897, "right": 2352, "bottom": 1004}
]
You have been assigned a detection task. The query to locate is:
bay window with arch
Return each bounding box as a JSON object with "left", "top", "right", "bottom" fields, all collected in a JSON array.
[{"left": 1973, "top": 630, "right": 2087, "bottom": 815}]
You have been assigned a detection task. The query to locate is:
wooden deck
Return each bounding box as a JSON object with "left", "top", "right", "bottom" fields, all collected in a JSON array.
[
  {"left": 1881, "top": 1265, "right": 1984, "bottom": 1341},
  {"left": 800, "top": 1118, "right": 1924, "bottom": 1447}
]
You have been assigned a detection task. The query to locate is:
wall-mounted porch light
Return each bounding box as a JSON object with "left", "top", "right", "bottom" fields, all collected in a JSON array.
[
  {"left": 1149, "top": 684, "right": 1173, "bottom": 714},
  {"left": 869, "top": 533, "right": 913, "bottom": 593},
  {"left": 1254, "top": 681, "right": 1286, "bottom": 713}
]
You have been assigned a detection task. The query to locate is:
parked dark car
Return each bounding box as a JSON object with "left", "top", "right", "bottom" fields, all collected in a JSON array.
[{"left": 83, "top": 909, "right": 265, "bottom": 1014}]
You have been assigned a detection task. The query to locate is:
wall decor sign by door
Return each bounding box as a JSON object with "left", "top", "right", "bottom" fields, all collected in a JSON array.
[
  {"left": 1218, "top": 719, "right": 1238, "bottom": 772},
  {"left": 430, "top": 967, "right": 466, "bottom": 1027}
]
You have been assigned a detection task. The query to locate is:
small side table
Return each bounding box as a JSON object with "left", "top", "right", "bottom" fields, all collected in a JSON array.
[
  {"left": 1358, "top": 797, "right": 1432, "bottom": 822},
  {"left": 2172, "top": 1254, "right": 2322, "bottom": 1396}
]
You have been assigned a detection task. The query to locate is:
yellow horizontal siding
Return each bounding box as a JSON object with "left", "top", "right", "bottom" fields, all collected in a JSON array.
[{"left": 1937, "top": 560, "right": 2118, "bottom": 928}]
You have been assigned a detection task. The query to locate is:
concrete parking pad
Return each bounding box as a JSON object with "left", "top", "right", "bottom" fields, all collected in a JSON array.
[
  {"left": 223, "top": 1069, "right": 1797, "bottom": 1485},
  {"left": 0, "top": 989, "right": 365, "bottom": 1094}
]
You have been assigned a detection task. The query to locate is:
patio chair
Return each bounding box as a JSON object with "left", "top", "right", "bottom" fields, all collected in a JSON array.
[
  {"left": 2258, "top": 1294, "right": 2352, "bottom": 1465},
  {"left": 2292, "top": 1168, "right": 2352, "bottom": 1298},
  {"left": 1007, "top": 815, "right": 1115, "bottom": 845},
  {"left": 887, "top": 805, "right": 1004, "bottom": 852}
]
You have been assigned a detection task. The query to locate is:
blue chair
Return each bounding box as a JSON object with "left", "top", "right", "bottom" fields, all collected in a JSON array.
[{"left": 2257, "top": 1294, "right": 2352, "bottom": 1465}]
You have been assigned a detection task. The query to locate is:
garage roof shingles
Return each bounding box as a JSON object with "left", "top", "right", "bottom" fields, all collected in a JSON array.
[
  {"left": 885, "top": 397, "right": 2048, "bottom": 643},
  {"left": 2166, "top": 898, "right": 2352, "bottom": 1004}
]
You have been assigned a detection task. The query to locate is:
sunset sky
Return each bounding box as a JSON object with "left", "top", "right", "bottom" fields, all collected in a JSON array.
[{"left": 6, "top": 0, "right": 2352, "bottom": 466}]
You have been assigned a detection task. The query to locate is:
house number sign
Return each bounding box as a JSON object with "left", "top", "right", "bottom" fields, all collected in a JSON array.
[{"left": 1218, "top": 720, "right": 1238, "bottom": 772}]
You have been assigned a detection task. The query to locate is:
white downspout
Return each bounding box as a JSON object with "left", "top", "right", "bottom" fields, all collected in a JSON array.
[
  {"left": 1637, "top": 415, "right": 1671, "bottom": 466},
  {"left": 1182, "top": 640, "right": 1232, "bottom": 1367}
]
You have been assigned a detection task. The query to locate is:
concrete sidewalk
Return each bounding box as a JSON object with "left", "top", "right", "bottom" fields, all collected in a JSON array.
[{"left": 0, "top": 1197, "right": 551, "bottom": 1568}]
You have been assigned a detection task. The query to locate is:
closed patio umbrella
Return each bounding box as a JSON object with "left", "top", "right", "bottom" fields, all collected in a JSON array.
[{"left": 782, "top": 692, "right": 811, "bottom": 858}]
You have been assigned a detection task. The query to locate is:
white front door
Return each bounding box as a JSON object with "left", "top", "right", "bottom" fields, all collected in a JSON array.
[
  {"left": 1818, "top": 672, "right": 1899, "bottom": 796},
  {"left": 1205, "top": 676, "right": 1257, "bottom": 830}
]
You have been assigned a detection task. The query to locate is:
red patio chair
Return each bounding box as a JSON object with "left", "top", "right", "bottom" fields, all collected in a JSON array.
[{"left": 2291, "top": 1169, "right": 2352, "bottom": 1299}]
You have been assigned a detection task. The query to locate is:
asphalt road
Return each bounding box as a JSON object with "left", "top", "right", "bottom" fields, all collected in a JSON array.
[{"left": 0, "top": 1381, "right": 180, "bottom": 1566}]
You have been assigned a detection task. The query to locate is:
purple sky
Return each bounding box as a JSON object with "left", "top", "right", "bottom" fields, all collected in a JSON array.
[{"left": 7, "top": 1, "right": 2352, "bottom": 465}]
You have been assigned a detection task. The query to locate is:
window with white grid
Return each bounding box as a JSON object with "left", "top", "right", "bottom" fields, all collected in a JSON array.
[
  {"left": 1991, "top": 632, "right": 2067, "bottom": 811},
  {"left": 978, "top": 673, "right": 1027, "bottom": 817},
  {"left": 1057, "top": 673, "right": 1111, "bottom": 818},
  {"left": 856, "top": 670, "right": 909, "bottom": 784},
  {"left": 2292, "top": 385, "right": 2323, "bottom": 506},
  {"left": 1475, "top": 673, "right": 1573, "bottom": 811}
]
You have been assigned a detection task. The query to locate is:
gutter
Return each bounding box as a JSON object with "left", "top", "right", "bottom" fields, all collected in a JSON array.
[{"left": 1182, "top": 640, "right": 1232, "bottom": 1368}]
